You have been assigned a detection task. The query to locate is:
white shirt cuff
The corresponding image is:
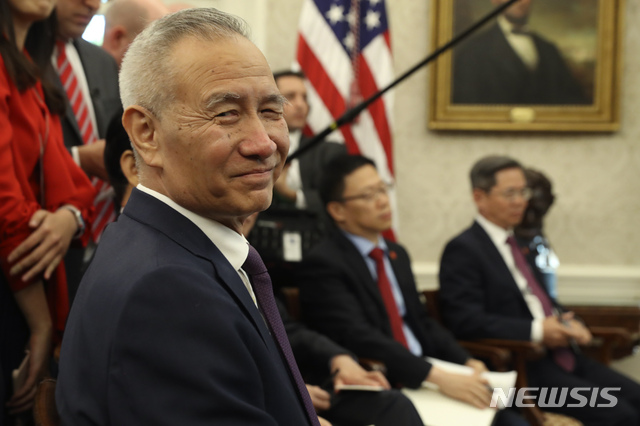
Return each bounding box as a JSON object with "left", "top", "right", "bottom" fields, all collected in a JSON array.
[
  {"left": 71, "top": 146, "right": 81, "bottom": 167},
  {"left": 531, "top": 318, "right": 544, "bottom": 343}
]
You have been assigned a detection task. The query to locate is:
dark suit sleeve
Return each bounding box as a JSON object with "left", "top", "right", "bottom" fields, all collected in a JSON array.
[
  {"left": 439, "top": 237, "right": 533, "bottom": 341},
  {"left": 277, "top": 298, "right": 350, "bottom": 378},
  {"left": 108, "top": 266, "right": 281, "bottom": 426},
  {"left": 300, "top": 250, "right": 432, "bottom": 389}
]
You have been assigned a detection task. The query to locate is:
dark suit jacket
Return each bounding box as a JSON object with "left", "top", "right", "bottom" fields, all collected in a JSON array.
[
  {"left": 273, "top": 136, "right": 346, "bottom": 215},
  {"left": 278, "top": 297, "right": 348, "bottom": 386},
  {"left": 57, "top": 189, "right": 310, "bottom": 426},
  {"left": 299, "top": 228, "right": 469, "bottom": 389},
  {"left": 438, "top": 221, "right": 558, "bottom": 342},
  {"left": 59, "top": 38, "right": 121, "bottom": 148},
  {"left": 452, "top": 23, "right": 588, "bottom": 105}
]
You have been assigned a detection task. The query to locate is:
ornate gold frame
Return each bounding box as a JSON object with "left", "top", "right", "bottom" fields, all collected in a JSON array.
[{"left": 428, "top": 0, "right": 625, "bottom": 132}]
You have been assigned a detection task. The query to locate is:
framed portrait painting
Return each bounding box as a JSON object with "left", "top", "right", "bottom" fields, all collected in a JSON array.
[{"left": 428, "top": 0, "right": 624, "bottom": 131}]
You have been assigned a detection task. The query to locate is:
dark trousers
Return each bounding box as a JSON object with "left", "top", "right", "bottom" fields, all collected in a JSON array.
[
  {"left": 0, "top": 275, "right": 30, "bottom": 426},
  {"left": 322, "top": 389, "right": 423, "bottom": 426},
  {"left": 527, "top": 354, "right": 640, "bottom": 426}
]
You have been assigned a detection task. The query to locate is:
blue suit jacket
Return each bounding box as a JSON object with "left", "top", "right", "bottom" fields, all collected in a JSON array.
[{"left": 57, "top": 189, "right": 310, "bottom": 425}]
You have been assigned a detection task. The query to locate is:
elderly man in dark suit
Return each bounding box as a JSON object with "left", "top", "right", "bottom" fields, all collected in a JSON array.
[
  {"left": 452, "top": 0, "right": 588, "bottom": 105},
  {"left": 439, "top": 155, "right": 640, "bottom": 425},
  {"left": 299, "top": 154, "right": 528, "bottom": 426},
  {"left": 57, "top": 9, "right": 322, "bottom": 425}
]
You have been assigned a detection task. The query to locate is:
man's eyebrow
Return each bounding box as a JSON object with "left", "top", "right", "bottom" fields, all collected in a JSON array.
[
  {"left": 204, "top": 92, "right": 241, "bottom": 109},
  {"left": 265, "top": 93, "right": 288, "bottom": 107}
]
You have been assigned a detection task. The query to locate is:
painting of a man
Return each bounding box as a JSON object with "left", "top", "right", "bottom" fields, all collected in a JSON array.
[{"left": 452, "top": 0, "right": 593, "bottom": 105}]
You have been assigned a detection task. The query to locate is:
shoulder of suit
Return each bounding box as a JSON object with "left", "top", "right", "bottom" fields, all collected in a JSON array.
[{"left": 74, "top": 38, "right": 118, "bottom": 67}]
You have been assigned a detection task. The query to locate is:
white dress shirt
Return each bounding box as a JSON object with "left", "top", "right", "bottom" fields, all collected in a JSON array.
[
  {"left": 497, "top": 15, "right": 539, "bottom": 71},
  {"left": 475, "top": 214, "right": 545, "bottom": 342},
  {"left": 286, "top": 130, "right": 307, "bottom": 209},
  {"left": 136, "top": 185, "right": 258, "bottom": 307}
]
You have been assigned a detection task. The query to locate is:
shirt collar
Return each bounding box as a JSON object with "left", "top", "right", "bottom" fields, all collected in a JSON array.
[
  {"left": 342, "top": 230, "right": 388, "bottom": 257},
  {"left": 497, "top": 15, "right": 530, "bottom": 35},
  {"left": 136, "top": 184, "right": 249, "bottom": 270},
  {"left": 476, "top": 214, "right": 513, "bottom": 248}
]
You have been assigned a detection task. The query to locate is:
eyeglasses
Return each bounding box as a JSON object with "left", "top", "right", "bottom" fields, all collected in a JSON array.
[
  {"left": 491, "top": 187, "right": 532, "bottom": 201},
  {"left": 340, "top": 182, "right": 393, "bottom": 203}
]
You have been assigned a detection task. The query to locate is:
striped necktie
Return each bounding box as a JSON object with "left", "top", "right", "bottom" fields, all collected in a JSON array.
[{"left": 56, "top": 41, "right": 115, "bottom": 241}]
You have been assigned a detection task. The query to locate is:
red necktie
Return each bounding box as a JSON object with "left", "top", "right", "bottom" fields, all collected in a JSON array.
[
  {"left": 506, "top": 236, "right": 575, "bottom": 372},
  {"left": 243, "top": 246, "right": 320, "bottom": 426},
  {"left": 56, "top": 41, "right": 115, "bottom": 242},
  {"left": 369, "top": 247, "right": 409, "bottom": 349}
]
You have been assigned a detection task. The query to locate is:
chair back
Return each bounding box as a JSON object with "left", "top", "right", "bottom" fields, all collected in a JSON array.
[{"left": 34, "top": 378, "right": 60, "bottom": 426}]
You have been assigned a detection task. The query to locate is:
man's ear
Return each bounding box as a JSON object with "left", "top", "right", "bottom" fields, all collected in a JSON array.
[
  {"left": 103, "top": 25, "right": 127, "bottom": 51},
  {"left": 326, "top": 201, "right": 345, "bottom": 223},
  {"left": 120, "top": 149, "right": 139, "bottom": 187},
  {"left": 122, "top": 105, "right": 161, "bottom": 168},
  {"left": 472, "top": 188, "right": 487, "bottom": 209}
]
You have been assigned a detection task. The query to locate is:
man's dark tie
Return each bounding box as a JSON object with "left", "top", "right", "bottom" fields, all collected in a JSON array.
[
  {"left": 506, "top": 236, "right": 575, "bottom": 372},
  {"left": 368, "top": 247, "right": 409, "bottom": 349},
  {"left": 243, "top": 246, "right": 320, "bottom": 426}
]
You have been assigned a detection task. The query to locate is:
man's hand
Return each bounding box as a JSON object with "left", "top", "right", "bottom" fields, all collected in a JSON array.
[
  {"left": 8, "top": 208, "right": 78, "bottom": 282},
  {"left": 273, "top": 163, "right": 297, "bottom": 202},
  {"left": 306, "top": 384, "right": 331, "bottom": 412},
  {"left": 318, "top": 416, "right": 332, "bottom": 426},
  {"left": 542, "top": 313, "right": 590, "bottom": 348},
  {"left": 426, "top": 366, "right": 492, "bottom": 409},
  {"left": 77, "top": 139, "right": 108, "bottom": 181},
  {"left": 465, "top": 358, "right": 489, "bottom": 375},
  {"left": 330, "top": 354, "right": 391, "bottom": 391}
]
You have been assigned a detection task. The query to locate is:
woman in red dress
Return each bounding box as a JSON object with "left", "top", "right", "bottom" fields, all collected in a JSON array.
[{"left": 0, "top": 0, "right": 95, "bottom": 421}]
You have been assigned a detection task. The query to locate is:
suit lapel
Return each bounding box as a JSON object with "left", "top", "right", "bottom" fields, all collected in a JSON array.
[
  {"left": 124, "top": 189, "right": 276, "bottom": 349},
  {"left": 333, "top": 230, "right": 388, "bottom": 314},
  {"left": 470, "top": 222, "right": 531, "bottom": 313}
]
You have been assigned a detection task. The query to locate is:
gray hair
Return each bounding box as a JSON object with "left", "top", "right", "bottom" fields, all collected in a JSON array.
[
  {"left": 470, "top": 155, "right": 523, "bottom": 191},
  {"left": 119, "top": 7, "right": 250, "bottom": 116}
]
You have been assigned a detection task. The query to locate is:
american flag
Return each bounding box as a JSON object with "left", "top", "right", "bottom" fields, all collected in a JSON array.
[{"left": 296, "top": 0, "right": 397, "bottom": 233}]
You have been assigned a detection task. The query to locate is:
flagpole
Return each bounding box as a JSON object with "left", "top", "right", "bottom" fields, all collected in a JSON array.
[{"left": 286, "top": 0, "right": 520, "bottom": 163}]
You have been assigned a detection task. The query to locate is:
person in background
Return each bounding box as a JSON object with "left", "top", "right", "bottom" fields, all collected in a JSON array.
[
  {"left": 300, "top": 154, "right": 527, "bottom": 426},
  {"left": 53, "top": 0, "right": 121, "bottom": 302},
  {"left": 514, "top": 168, "right": 559, "bottom": 300},
  {"left": 439, "top": 155, "right": 640, "bottom": 425},
  {"left": 102, "top": 0, "right": 169, "bottom": 68},
  {"left": 0, "top": 0, "right": 94, "bottom": 422},
  {"left": 272, "top": 70, "right": 346, "bottom": 214}
]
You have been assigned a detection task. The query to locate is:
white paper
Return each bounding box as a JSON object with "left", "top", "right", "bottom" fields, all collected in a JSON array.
[{"left": 400, "top": 357, "right": 518, "bottom": 426}]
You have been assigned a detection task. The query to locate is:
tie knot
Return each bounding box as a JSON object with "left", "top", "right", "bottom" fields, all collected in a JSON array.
[
  {"left": 506, "top": 235, "right": 518, "bottom": 247},
  {"left": 368, "top": 247, "right": 385, "bottom": 263},
  {"left": 243, "top": 245, "right": 267, "bottom": 276}
]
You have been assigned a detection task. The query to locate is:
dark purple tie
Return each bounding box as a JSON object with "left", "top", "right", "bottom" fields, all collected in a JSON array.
[
  {"left": 243, "top": 246, "right": 320, "bottom": 426},
  {"left": 506, "top": 236, "right": 575, "bottom": 372}
]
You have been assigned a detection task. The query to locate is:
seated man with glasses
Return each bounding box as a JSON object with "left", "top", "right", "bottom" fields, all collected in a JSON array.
[
  {"left": 438, "top": 155, "right": 640, "bottom": 426},
  {"left": 299, "top": 154, "right": 527, "bottom": 426}
]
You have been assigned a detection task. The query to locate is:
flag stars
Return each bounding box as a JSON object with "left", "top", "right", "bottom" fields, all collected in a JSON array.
[
  {"left": 369, "top": 0, "right": 382, "bottom": 5},
  {"left": 325, "top": 3, "right": 345, "bottom": 25},
  {"left": 346, "top": 9, "right": 357, "bottom": 28},
  {"left": 343, "top": 31, "right": 355, "bottom": 51},
  {"left": 364, "top": 9, "right": 381, "bottom": 30}
]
